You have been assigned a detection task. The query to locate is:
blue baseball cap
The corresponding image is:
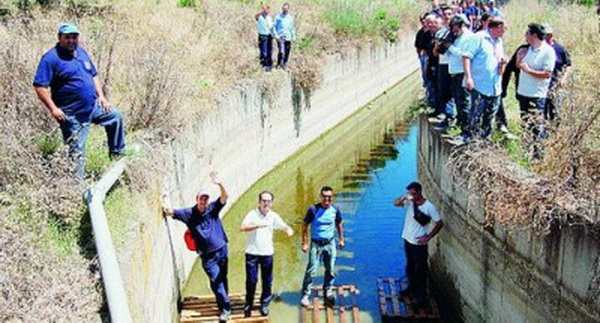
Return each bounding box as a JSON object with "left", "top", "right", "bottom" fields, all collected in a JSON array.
[{"left": 57, "top": 23, "right": 80, "bottom": 35}]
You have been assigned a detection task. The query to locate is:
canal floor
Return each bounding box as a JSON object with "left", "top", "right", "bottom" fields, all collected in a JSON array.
[{"left": 183, "top": 72, "right": 422, "bottom": 322}]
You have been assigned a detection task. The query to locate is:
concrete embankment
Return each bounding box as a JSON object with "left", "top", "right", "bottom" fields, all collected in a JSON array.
[
  {"left": 417, "top": 116, "right": 600, "bottom": 322},
  {"left": 116, "top": 36, "right": 418, "bottom": 321}
]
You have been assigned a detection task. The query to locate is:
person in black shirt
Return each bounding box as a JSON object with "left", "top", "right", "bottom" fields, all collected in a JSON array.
[
  {"left": 415, "top": 13, "right": 432, "bottom": 90},
  {"left": 543, "top": 24, "right": 572, "bottom": 123}
]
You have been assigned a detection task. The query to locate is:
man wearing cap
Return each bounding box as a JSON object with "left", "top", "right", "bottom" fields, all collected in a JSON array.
[
  {"left": 462, "top": 17, "right": 507, "bottom": 139},
  {"left": 543, "top": 23, "right": 572, "bottom": 123},
  {"left": 33, "top": 24, "right": 125, "bottom": 178},
  {"left": 163, "top": 171, "right": 231, "bottom": 321},
  {"left": 240, "top": 191, "right": 293, "bottom": 317},
  {"left": 300, "top": 186, "right": 344, "bottom": 307},
  {"left": 516, "top": 23, "right": 556, "bottom": 159},
  {"left": 447, "top": 14, "right": 475, "bottom": 139}
]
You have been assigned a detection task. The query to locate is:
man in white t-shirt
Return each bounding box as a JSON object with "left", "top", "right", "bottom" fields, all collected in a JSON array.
[
  {"left": 393, "top": 182, "right": 444, "bottom": 309},
  {"left": 240, "top": 191, "right": 293, "bottom": 317},
  {"left": 516, "top": 23, "right": 556, "bottom": 159}
]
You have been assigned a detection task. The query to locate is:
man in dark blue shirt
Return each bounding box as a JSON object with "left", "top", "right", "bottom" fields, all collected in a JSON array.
[
  {"left": 543, "top": 24, "right": 572, "bottom": 123},
  {"left": 33, "top": 23, "right": 125, "bottom": 178},
  {"left": 163, "top": 172, "right": 231, "bottom": 321},
  {"left": 300, "top": 186, "right": 344, "bottom": 307}
]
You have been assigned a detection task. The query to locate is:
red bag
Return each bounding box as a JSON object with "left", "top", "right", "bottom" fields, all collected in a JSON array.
[{"left": 184, "top": 229, "right": 197, "bottom": 251}]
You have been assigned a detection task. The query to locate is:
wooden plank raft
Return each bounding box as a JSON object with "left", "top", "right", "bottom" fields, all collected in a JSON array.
[
  {"left": 377, "top": 277, "right": 440, "bottom": 322},
  {"left": 301, "top": 285, "right": 360, "bottom": 323},
  {"left": 180, "top": 293, "right": 269, "bottom": 323}
]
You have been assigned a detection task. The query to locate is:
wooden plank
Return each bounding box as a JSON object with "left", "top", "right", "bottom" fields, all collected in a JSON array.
[
  {"left": 350, "top": 285, "right": 359, "bottom": 323},
  {"left": 338, "top": 286, "right": 347, "bottom": 323},
  {"left": 326, "top": 305, "right": 334, "bottom": 323},
  {"left": 388, "top": 279, "right": 401, "bottom": 315},
  {"left": 313, "top": 296, "right": 320, "bottom": 323},
  {"left": 301, "top": 305, "right": 307, "bottom": 323}
]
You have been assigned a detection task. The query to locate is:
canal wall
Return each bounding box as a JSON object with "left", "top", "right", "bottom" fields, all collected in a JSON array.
[
  {"left": 118, "top": 37, "right": 419, "bottom": 321},
  {"left": 417, "top": 116, "right": 600, "bottom": 322}
]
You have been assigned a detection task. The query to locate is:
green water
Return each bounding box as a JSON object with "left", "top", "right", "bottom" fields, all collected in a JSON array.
[{"left": 183, "top": 71, "right": 421, "bottom": 322}]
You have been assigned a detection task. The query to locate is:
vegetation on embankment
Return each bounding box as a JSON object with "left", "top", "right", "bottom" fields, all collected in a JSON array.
[
  {"left": 0, "top": 0, "right": 425, "bottom": 320},
  {"left": 449, "top": 0, "right": 599, "bottom": 232}
]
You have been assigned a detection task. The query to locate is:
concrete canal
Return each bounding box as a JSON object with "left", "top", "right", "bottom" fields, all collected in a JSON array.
[{"left": 183, "top": 71, "right": 427, "bottom": 322}]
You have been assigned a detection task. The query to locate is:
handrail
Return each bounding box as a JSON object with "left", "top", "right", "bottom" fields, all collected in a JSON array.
[{"left": 83, "top": 158, "right": 133, "bottom": 323}]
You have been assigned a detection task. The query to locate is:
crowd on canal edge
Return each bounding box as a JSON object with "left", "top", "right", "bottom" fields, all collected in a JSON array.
[
  {"left": 163, "top": 172, "right": 443, "bottom": 321},
  {"left": 416, "top": 0, "right": 571, "bottom": 160}
]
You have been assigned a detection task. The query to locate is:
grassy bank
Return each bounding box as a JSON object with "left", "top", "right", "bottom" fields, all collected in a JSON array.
[
  {"left": 0, "top": 0, "right": 424, "bottom": 320},
  {"left": 450, "top": 0, "right": 599, "bottom": 230}
]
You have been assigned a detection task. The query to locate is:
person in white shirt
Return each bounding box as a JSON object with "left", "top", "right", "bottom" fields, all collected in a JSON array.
[
  {"left": 240, "top": 191, "right": 293, "bottom": 317},
  {"left": 393, "top": 182, "right": 444, "bottom": 310},
  {"left": 516, "top": 23, "right": 556, "bottom": 159},
  {"left": 255, "top": 5, "right": 275, "bottom": 71}
]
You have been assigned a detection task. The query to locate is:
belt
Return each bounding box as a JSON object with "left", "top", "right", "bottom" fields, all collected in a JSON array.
[{"left": 311, "top": 238, "right": 334, "bottom": 245}]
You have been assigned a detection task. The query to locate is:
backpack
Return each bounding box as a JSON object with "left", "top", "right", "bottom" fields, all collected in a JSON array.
[{"left": 184, "top": 229, "right": 197, "bottom": 251}]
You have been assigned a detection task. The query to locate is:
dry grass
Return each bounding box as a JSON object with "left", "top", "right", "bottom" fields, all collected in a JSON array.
[{"left": 448, "top": 1, "right": 600, "bottom": 232}]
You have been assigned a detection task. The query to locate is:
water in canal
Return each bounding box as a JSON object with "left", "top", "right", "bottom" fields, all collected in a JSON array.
[{"left": 184, "top": 72, "right": 423, "bottom": 322}]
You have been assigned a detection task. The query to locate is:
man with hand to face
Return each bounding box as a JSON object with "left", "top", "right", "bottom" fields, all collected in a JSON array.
[
  {"left": 240, "top": 191, "right": 293, "bottom": 317},
  {"left": 163, "top": 171, "right": 231, "bottom": 322},
  {"left": 300, "top": 186, "right": 344, "bottom": 307},
  {"left": 394, "top": 182, "right": 443, "bottom": 310}
]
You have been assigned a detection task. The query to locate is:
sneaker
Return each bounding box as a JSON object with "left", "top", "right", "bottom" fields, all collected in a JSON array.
[
  {"left": 243, "top": 304, "right": 252, "bottom": 318},
  {"left": 219, "top": 309, "right": 231, "bottom": 322},
  {"left": 300, "top": 295, "right": 310, "bottom": 307},
  {"left": 260, "top": 305, "right": 269, "bottom": 316},
  {"left": 498, "top": 124, "right": 509, "bottom": 133},
  {"left": 325, "top": 290, "right": 336, "bottom": 306}
]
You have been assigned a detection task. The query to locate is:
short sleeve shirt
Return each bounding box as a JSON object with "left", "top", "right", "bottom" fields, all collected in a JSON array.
[
  {"left": 33, "top": 45, "right": 98, "bottom": 119},
  {"left": 401, "top": 200, "right": 442, "bottom": 245},
  {"left": 463, "top": 30, "right": 505, "bottom": 96},
  {"left": 303, "top": 203, "right": 342, "bottom": 241},
  {"left": 242, "top": 208, "right": 289, "bottom": 256},
  {"left": 517, "top": 42, "right": 556, "bottom": 98},
  {"left": 173, "top": 199, "right": 228, "bottom": 255}
]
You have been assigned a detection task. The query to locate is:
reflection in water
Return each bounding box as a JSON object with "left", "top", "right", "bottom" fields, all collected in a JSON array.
[{"left": 183, "top": 72, "right": 421, "bottom": 322}]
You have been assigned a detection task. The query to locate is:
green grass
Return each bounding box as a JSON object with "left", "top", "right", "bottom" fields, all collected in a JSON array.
[
  {"left": 34, "top": 133, "right": 62, "bottom": 158},
  {"left": 104, "top": 184, "right": 140, "bottom": 248}
]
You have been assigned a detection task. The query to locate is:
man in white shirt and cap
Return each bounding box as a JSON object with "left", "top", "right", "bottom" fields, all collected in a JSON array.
[{"left": 240, "top": 190, "right": 293, "bottom": 317}]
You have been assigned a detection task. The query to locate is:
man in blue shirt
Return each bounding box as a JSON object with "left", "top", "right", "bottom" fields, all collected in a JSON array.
[
  {"left": 33, "top": 24, "right": 125, "bottom": 178},
  {"left": 255, "top": 5, "right": 275, "bottom": 71},
  {"left": 300, "top": 186, "right": 344, "bottom": 307},
  {"left": 462, "top": 17, "right": 507, "bottom": 139},
  {"left": 543, "top": 24, "right": 572, "bottom": 123},
  {"left": 163, "top": 172, "right": 231, "bottom": 321},
  {"left": 274, "top": 3, "right": 296, "bottom": 69}
]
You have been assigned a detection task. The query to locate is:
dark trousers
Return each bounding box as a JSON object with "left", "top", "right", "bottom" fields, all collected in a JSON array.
[
  {"left": 471, "top": 90, "right": 500, "bottom": 139},
  {"left": 545, "top": 86, "right": 562, "bottom": 123},
  {"left": 245, "top": 254, "right": 274, "bottom": 309},
  {"left": 518, "top": 94, "right": 547, "bottom": 159},
  {"left": 496, "top": 99, "right": 508, "bottom": 127},
  {"left": 435, "top": 64, "right": 455, "bottom": 118},
  {"left": 201, "top": 246, "right": 230, "bottom": 312},
  {"left": 277, "top": 39, "right": 292, "bottom": 67},
  {"left": 450, "top": 73, "right": 472, "bottom": 136},
  {"left": 258, "top": 34, "right": 273, "bottom": 68},
  {"left": 404, "top": 240, "right": 428, "bottom": 302}
]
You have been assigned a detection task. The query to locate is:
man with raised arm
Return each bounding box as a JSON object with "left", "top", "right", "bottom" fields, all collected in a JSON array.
[
  {"left": 300, "top": 186, "right": 344, "bottom": 307},
  {"left": 163, "top": 171, "right": 231, "bottom": 322},
  {"left": 240, "top": 191, "right": 293, "bottom": 317},
  {"left": 394, "top": 182, "right": 444, "bottom": 310}
]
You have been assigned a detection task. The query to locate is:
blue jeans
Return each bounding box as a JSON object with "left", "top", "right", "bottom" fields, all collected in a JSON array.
[
  {"left": 301, "top": 239, "right": 336, "bottom": 297},
  {"left": 245, "top": 254, "right": 274, "bottom": 308},
  {"left": 419, "top": 53, "right": 428, "bottom": 87},
  {"left": 277, "top": 39, "right": 291, "bottom": 68},
  {"left": 258, "top": 34, "right": 273, "bottom": 68},
  {"left": 58, "top": 102, "right": 125, "bottom": 177},
  {"left": 200, "top": 246, "right": 231, "bottom": 312},
  {"left": 470, "top": 90, "right": 500, "bottom": 139}
]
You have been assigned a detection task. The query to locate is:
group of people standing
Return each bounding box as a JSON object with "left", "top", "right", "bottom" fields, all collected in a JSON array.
[
  {"left": 255, "top": 3, "right": 297, "bottom": 71},
  {"left": 415, "top": 0, "right": 571, "bottom": 159},
  {"left": 166, "top": 173, "right": 444, "bottom": 321}
]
